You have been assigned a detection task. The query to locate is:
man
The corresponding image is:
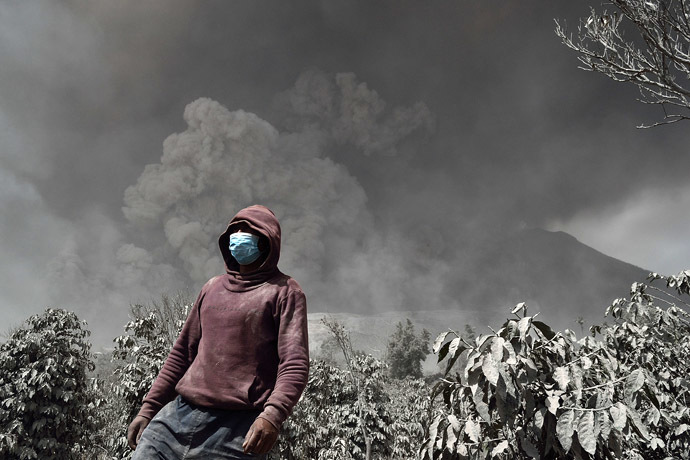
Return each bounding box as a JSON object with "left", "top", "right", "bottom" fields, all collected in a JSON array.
[{"left": 127, "top": 205, "right": 310, "bottom": 458}]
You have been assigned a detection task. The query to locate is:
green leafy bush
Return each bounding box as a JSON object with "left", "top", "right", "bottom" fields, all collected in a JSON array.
[
  {"left": 0, "top": 308, "right": 99, "bottom": 460},
  {"left": 421, "top": 271, "right": 690, "bottom": 459}
]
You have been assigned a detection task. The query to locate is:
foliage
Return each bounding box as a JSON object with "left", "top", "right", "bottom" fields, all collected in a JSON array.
[
  {"left": 271, "top": 356, "right": 394, "bottom": 460},
  {"left": 0, "top": 308, "right": 100, "bottom": 459},
  {"left": 386, "top": 318, "right": 432, "bottom": 379},
  {"left": 555, "top": 0, "right": 690, "bottom": 127},
  {"left": 270, "top": 317, "right": 434, "bottom": 460},
  {"left": 98, "top": 293, "right": 190, "bottom": 458},
  {"left": 421, "top": 271, "right": 690, "bottom": 459},
  {"left": 320, "top": 317, "right": 388, "bottom": 460},
  {"left": 386, "top": 376, "right": 440, "bottom": 459}
]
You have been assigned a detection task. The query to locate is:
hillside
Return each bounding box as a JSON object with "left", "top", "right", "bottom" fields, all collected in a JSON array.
[{"left": 307, "top": 228, "right": 650, "bottom": 374}]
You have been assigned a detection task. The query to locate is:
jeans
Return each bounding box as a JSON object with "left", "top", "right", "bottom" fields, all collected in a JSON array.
[{"left": 132, "top": 395, "right": 266, "bottom": 459}]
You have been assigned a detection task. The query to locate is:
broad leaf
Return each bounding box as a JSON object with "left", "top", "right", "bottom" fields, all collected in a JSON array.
[
  {"left": 433, "top": 331, "right": 450, "bottom": 354},
  {"left": 519, "top": 433, "right": 539, "bottom": 459},
  {"left": 556, "top": 409, "right": 575, "bottom": 451},
  {"left": 610, "top": 403, "right": 626, "bottom": 431},
  {"left": 533, "top": 320, "right": 556, "bottom": 340},
  {"left": 445, "top": 423, "right": 457, "bottom": 453},
  {"left": 595, "top": 409, "right": 611, "bottom": 443},
  {"left": 626, "top": 407, "right": 650, "bottom": 440},
  {"left": 491, "top": 337, "right": 505, "bottom": 362},
  {"left": 464, "top": 419, "right": 480, "bottom": 443},
  {"left": 576, "top": 411, "right": 596, "bottom": 455},
  {"left": 447, "top": 414, "right": 461, "bottom": 431},
  {"left": 546, "top": 395, "right": 561, "bottom": 415},
  {"left": 437, "top": 340, "right": 452, "bottom": 363},
  {"left": 448, "top": 337, "right": 462, "bottom": 359},
  {"left": 481, "top": 353, "right": 500, "bottom": 386},
  {"left": 518, "top": 316, "right": 532, "bottom": 341},
  {"left": 473, "top": 384, "right": 491, "bottom": 423},
  {"left": 624, "top": 369, "right": 645, "bottom": 401},
  {"left": 512, "top": 302, "right": 527, "bottom": 315},
  {"left": 491, "top": 440, "right": 509, "bottom": 457}
]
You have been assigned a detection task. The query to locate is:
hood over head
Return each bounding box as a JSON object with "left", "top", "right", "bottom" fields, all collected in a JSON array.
[{"left": 219, "top": 205, "right": 282, "bottom": 288}]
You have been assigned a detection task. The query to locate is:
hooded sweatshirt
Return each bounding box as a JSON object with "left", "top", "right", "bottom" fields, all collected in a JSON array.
[{"left": 136, "top": 205, "right": 309, "bottom": 429}]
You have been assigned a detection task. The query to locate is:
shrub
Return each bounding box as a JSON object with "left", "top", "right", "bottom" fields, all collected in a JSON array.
[
  {"left": 97, "top": 293, "right": 190, "bottom": 459},
  {"left": 0, "top": 308, "right": 99, "bottom": 460},
  {"left": 272, "top": 355, "right": 394, "bottom": 460},
  {"left": 385, "top": 318, "right": 431, "bottom": 379},
  {"left": 421, "top": 271, "right": 690, "bottom": 459}
]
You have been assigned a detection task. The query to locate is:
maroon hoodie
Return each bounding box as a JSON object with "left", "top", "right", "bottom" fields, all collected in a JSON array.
[{"left": 137, "top": 205, "right": 309, "bottom": 429}]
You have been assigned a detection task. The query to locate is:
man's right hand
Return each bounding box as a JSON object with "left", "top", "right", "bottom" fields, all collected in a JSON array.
[{"left": 127, "top": 415, "right": 150, "bottom": 450}]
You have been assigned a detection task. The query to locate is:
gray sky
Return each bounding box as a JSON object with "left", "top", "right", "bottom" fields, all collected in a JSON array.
[{"left": 1, "top": 1, "right": 688, "bottom": 347}]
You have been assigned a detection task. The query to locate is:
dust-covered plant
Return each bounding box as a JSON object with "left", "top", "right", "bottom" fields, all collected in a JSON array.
[
  {"left": 421, "top": 270, "right": 690, "bottom": 459},
  {"left": 386, "top": 376, "right": 438, "bottom": 459},
  {"left": 0, "top": 308, "right": 100, "bottom": 460},
  {"left": 98, "top": 292, "right": 190, "bottom": 458},
  {"left": 593, "top": 271, "right": 690, "bottom": 458},
  {"left": 272, "top": 355, "right": 394, "bottom": 460},
  {"left": 272, "top": 317, "right": 434, "bottom": 460},
  {"left": 385, "top": 318, "right": 431, "bottom": 379},
  {"left": 319, "top": 317, "right": 392, "bottom": 460},
  {"left": 555, "top": 1, "right": 690, "bottom": 127}
]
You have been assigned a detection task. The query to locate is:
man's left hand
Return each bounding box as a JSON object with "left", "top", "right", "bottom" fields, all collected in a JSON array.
[{"left": 243, "top": 416, "right": 279, "bottom": 455}]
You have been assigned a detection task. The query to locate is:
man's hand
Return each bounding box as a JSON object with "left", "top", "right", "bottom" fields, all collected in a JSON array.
[
  {"left": 243, "top": 416, "right": 279, "bottom": 455},
  {"left": 127, "top": 415, "right": 150, "bottom": 450}
]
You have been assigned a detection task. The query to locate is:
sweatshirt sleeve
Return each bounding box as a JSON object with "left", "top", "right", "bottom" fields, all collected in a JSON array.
[
  {"left": 136, "top": 287, "right": 205, "bottom": 420},
  {"left": 258, "top": 288, "right": 309, "bottom": 429}
]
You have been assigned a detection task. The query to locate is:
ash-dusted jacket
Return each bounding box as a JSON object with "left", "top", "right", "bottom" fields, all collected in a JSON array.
[{"left": 137, "top": 205, "right": 309, "bottom": 429}]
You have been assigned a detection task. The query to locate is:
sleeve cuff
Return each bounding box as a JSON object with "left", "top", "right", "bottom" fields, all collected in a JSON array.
[
  {"left": 258, "top": 404, "right": 284, "bottom": 429},
  {"left": 137, "top": 403, "right": 158, "bottom": 421}
]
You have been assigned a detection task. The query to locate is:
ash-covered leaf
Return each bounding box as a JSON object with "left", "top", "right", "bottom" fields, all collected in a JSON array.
[
  {"left": 610, "top": 402, "right": 626, "bottom": 431},
  {"left": 577, "top": 411, "right": 596, "bottom": 455},
  {"left": 464, "top": 419, "right": 480, "bottom": 443},
  {"left": 624, "top": 369, "right": 645, "bottom": 400},
  {"left": 556, "top": 409, "right": 575, "bottom": 451},
  {"left": 481, "top": 353, "right": 500, "bottom": 386},
  {"left": 491, "top": 440, "right": 509, "bottom": 457},
  {"left": 553, "top": 366, "right": 570, "bottom": 391},
  {"left": 433, "top": 331, "right": 450, "bottom": 354},
  {"left": 546, "top": 395, "right": 561, "bottom": 415},
  {"left": 491, "top": 337, "right": 505, "bottom": 362},
  {"left": 518, "top": 316, "right": 532, "bottom": 341},
  {"left": 512, "top": 302, "right": 527, "bottom": 315},
  {"left": 596, "top": 407, "right": 611, "bottom": 442},
  {"left": 627, "top": 407, "right": 650, "bottom": 440}
]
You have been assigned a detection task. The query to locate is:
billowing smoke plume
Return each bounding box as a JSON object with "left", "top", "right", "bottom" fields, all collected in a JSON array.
[
  {"left": 119, "top": 71, "right": 445, "bottom": 316},
  {"left": 273, "top": 69, "right": 434, "bottom": 156}
]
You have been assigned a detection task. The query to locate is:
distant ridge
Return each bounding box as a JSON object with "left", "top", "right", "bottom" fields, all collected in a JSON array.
[
  {"left": 461, "top": 227, "right": 649, "bottom": 327},
  {"left": 307, "top": 228, "right": 651, "bottom": 374}
]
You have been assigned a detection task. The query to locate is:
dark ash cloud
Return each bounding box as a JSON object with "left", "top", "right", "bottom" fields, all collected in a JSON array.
[{"left": 1, "top": 1, "right": 688, "bottom": 347}]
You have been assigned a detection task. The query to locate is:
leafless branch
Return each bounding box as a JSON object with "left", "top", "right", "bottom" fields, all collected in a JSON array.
[{"left": 555, "top": 0, "right": 690, "bottom": 127}]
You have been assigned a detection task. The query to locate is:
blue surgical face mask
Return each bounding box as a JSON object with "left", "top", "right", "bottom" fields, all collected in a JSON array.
[{"left": 229, "top": 232, "right": 262, "bottom": 265}]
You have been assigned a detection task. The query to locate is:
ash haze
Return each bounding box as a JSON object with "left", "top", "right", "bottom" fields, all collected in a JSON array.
[{"left": 1, "top": 1, "right": 688, "bottom": 348}]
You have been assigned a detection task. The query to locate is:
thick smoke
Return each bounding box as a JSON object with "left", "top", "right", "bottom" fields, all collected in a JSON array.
[
  {"left": 121, "top": 71, "right": 445, "bottom": 315},
  {"left": 4, "top": 2, "right": 689, "bottom": 350},
  {"left": 274, "top": 69, "right": 434, "bottom": 156}
]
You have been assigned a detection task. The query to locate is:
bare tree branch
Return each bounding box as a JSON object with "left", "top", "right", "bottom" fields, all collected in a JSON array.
[{"left": 556, "top": 0, "right": 690, "bottom": 127}]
